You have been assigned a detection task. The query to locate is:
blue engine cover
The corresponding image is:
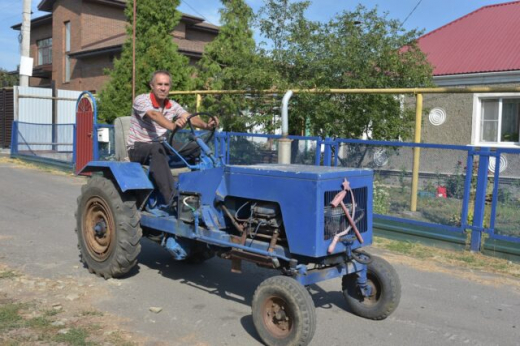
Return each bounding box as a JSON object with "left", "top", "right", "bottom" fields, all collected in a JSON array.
[{"left": 179, "top": 164, "right": 373, "bottom": 258}]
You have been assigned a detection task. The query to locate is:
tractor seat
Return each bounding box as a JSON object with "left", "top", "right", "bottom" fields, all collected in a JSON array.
[{"left": 113, "top": 116, "right": 190, "bottom": 176}]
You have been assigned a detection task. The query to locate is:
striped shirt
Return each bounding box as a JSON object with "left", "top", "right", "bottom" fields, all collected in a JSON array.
[{"left": 126, "top": 93, "right": 187, "bottom": 150}]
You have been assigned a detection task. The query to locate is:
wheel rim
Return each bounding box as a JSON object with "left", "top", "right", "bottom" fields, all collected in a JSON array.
[
  {"left": 261, "top": 296, "right": 294, "bottom": 338},
  {"left": 360, "top": 275, "right": 381, "bottom": 306},
  {"left": 82, "top": 196, "right": 115, "bottom": 262}
]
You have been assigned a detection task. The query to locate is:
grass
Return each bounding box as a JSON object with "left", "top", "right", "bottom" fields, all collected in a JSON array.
[
  {"left": 0, "top": 270, "right": 18, "bottom": 279},
  {"left": 0, "top": 157, "right": 74, "bottom": 176},
  {"left": 54, "top": 327, "right": 93, "bottom": 346},
  {"left": 78, "top": 310, "right": 104, "bottom": 317},
  {"left": 0, "top": 303, "right": 25, "bottom": 332},
  {"left": 0, "top": 299, "right": 134, "bottom": 346},
  {"left": 374, "top": 236, "right": 520, "bottom": 278}
]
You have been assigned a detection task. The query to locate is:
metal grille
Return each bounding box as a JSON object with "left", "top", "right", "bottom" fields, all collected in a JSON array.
[{"left": 323, "top": 187, "right": 367, "bottom": 240}]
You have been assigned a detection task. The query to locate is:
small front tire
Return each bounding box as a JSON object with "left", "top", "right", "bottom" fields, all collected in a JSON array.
[
  {"left": 252, "top": 276, "right": 316, "bottom": 346},
  {"left": 76, "top": 176, "right": 142, "bottom": 279},
  {"left": 342, "top": 255, "right": 401, "bottom": 320}
]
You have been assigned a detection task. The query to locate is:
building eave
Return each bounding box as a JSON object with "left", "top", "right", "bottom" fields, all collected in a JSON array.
[
  {"left": 69, "top": 45, "right": 122, "bottom": 58},
  {"left": 70, "top": 45, "right": 204, "bottom": 59},
  {"left": 38, "top": 0, "right": 126, "bottom": 12},
  {"left": 11, "top": 14, "right": 52, "bottom": 30},
  {"left": 178, "top": 49, "right": 203, "bottom": 59},
  {"left": 433, "top": 70, "right": 520, "bottom": 86}
]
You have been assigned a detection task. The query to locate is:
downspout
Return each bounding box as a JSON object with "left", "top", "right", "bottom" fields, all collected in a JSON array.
[{"left": 278, "top": 90, "right": 293, "bottom": 164}]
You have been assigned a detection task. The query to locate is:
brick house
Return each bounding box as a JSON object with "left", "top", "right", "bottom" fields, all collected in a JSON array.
[
  {"left": 11, "top": 0, "right": 219, "bottom": 92},
  {"left": 416, "top": 1, "right": 520, "bottom": 150}
]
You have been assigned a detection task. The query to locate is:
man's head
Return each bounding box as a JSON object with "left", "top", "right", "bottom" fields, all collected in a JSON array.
[{"left": 149, "top": 70, "right": 171, "bottom": 102}]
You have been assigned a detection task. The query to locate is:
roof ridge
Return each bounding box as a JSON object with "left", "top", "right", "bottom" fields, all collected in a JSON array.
[{"left": 418, "top": 0, "right": 520, "bottom": 41}]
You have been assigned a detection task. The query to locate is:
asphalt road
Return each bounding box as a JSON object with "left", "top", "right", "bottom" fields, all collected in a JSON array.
[{"left": 0, "top": 159, "right": 519, "bottom": 346}]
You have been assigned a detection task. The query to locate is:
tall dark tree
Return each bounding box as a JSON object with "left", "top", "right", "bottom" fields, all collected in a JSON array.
[
  {"left": 0, "top": 68, "right": 18, "bottom": 87},
  {"left": 197, "top": 0, "right": 275, "bottom": 132},
  {"left": 98, "top": 0, "right": 193, "bottom": 123}
]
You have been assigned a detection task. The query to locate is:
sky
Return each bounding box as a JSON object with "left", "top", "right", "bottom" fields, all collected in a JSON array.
[{"left": 0, "top": 0, "right": 514, "bottom": 71}]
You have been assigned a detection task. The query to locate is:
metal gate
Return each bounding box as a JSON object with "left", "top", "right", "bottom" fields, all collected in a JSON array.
[
  {"left": 75, "top": 92, "right": 96, "bottom": 175},
  {"left": 0, "top": 88, "right": 14, "bottom": 148}
]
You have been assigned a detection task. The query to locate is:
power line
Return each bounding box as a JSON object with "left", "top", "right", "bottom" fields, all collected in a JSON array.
[
  {"left": 402, "top": 0, "right": 424, "bottom": 25},
  {"left": 181, "top": 0, "right": 218, "bottom": 26}
]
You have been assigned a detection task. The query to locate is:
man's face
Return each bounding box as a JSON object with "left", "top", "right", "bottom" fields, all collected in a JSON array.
[{"left": 150, "top": 73, "right": 171, "bottom": 101}]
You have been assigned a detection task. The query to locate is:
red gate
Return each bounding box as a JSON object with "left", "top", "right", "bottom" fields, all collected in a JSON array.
[{"left": 75, "top": 96, "right": 94, "bottom": 175}]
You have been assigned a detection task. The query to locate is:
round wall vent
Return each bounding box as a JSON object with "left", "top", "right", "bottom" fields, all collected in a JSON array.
[
  {"left": 373, "top": 148, "right": 389, "bottom": 167},
  {"left": 488, "top": 154, "right": 508, "bottom": 173},
  {"left": 429, "top": 107, "right": 447, "bottom": 126}
]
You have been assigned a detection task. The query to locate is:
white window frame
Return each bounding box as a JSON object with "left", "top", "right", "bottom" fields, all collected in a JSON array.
[
  {"left": 471, "top": 93, "right": 520, "bottom": 148},
  {"left": 37, "top": 38, "right": 52, "bottom": 65}
]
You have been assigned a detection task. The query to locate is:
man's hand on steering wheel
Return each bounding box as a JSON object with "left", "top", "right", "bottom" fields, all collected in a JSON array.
[
  {"left": 206, "top": 116, "right": 219, "bottom": 130},
  {"left": 168, "top": 112, "right": 219, "bottom": 148},
  {"left": 173, "top": 115, "right": 188, "bottom": 131}
]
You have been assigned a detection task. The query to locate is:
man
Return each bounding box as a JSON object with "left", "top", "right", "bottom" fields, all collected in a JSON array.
[{"left": 127, "top": 70, "right": 218, "bottom": 205}]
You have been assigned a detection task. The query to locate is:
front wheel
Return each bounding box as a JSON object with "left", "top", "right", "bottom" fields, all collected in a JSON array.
[
  {"left": 76, "top": 176, "right": 142, "bottom": 279},
  {"left": 342, "top": 255, "right": 401, "bottom": 320},
  {"left": 252, "top": 276, "right": 316, "bottom": 346}
]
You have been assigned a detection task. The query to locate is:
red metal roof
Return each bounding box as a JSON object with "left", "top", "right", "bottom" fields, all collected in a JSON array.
[{"left": 417, "top": 1, "right": 520, "bottom": 76}]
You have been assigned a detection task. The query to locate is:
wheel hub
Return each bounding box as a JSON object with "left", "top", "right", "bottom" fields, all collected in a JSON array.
[
  {"left": 82, "top": 196, "right": 115, "bottom": 262},
  {"left": 360, "top": 279, "right": 379, "bottom": 306},
  {"left": 94, "top": 220, "right": 107, "bottom": 236},
  {"left": 263, "top": 297, "right": 292, "bottom": 337}
]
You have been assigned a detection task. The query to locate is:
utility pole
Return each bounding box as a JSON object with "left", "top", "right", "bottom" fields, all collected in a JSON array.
[{"left": 20, "top": 0, "right": 32, "bottom": 87}]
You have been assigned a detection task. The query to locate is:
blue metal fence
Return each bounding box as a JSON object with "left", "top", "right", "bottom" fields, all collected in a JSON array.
[
  {"left": 214, "top": 133, "right": 520, "bottom": 254},
  {"left": 11, "top": 121, "right": 75, "bottom": 169},
  {"left": 10, "top": 120, "right": 520, "bottom": 255},
  {"left": 215, "top": 132, "right": 320, "bottom": 165},
  {"left": 321, "top": 138, "right": 520, "bottom": 251}
]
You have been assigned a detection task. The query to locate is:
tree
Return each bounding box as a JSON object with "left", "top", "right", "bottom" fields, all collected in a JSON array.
[
  {"left": 98, "top": 0, "right": 193, "bottom": 123},
  {"left": 197, "top": 0, "right": 274, "bottom": 132},
  {"left": 0, "top": 68, "right": 18, "bottom": 87},
  {"left": 256, "top": 2, "right": 433, "bottom": 140}
]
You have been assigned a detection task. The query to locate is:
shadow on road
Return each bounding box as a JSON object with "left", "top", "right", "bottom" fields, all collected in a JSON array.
[
  {"left": 136, "top": 239, "right": 350, "bottom": 312},
  {"left": 136, "top": 239, "right": 268, "bottom": 307}
]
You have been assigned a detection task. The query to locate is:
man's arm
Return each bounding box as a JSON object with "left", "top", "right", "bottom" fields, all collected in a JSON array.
[{"left": 145, "top": 110, "right": 186, "bottom": 131}]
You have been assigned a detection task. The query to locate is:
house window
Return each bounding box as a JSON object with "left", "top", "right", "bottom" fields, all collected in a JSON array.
[
  {"left": 473, "top": 94, "right": 520, "bottom": 146},
  {"left": 64, "top": 21, "right": 71, "bottom": 82},
  {"left": 37, "top": 38, "right": 52, "bottom": 65}
]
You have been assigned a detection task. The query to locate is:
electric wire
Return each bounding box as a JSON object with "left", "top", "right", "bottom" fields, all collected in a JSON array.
[
  {"left": 181, "top": 0, "right": 218, "bottom": 27},
  {"left": 402, "top": 0, "right": 425, "bottom": 25}
]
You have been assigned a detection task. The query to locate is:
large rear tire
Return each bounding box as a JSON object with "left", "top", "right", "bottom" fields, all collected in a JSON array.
[
  {"left": 76, "top": 176, "right": 141, "bottom": 279},
  {"left": 252, "top": 276, "right": 316, "bottom": 346},
  {"left": 342, "top": 255, "right": 400, "bottom": 320}
]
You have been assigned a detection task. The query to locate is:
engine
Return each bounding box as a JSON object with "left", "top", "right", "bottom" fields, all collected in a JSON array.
[{"left": 225, "top": 198, "right": 286, "bottom": 243}]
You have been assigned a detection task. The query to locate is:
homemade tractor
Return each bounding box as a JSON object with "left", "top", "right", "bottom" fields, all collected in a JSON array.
[{"left": 76, "top": 113, "right": 401, "bottom": 346}]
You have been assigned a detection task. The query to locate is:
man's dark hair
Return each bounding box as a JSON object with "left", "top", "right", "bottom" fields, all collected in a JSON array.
[{"left": 149, "top": 70, "right": 171, "bottom": 84}]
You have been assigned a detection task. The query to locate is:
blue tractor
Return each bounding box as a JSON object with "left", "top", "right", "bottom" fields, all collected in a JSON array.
[{"left": 76, "top": 112, "right": 401, "bottom": 346}]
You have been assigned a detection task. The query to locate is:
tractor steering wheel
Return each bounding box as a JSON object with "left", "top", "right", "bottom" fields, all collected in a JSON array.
[{"left": 168, "top": 111, "right": 218, "bottom": 150}]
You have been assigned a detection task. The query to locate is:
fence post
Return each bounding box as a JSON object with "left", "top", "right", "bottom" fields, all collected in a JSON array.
[
  {"left": 52, "top": 81, "right": 57, "bottom": 151},
  {"left": 323, "top": 137, "right": 333, "bottom": 166},
  {"left": 410, "top": 93, "right": 423, "bottom": 211},
  {"left": 470, "top": 147, "right": 491, "bottom": 252},
  {"left": 10, "top": 121, "right": 18, "bottom": 157},
  {"left": 460, "top": 150, "right": 475, "bottom": 229},
  {"left": 72, "top": 124, "right": 77, "bottom": 171},
  {"left": 13, "top": 86, "right": 19, "bottom": 121},
  {"left": 315, "top": 139, "right": 322, "bottom": 166}
]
